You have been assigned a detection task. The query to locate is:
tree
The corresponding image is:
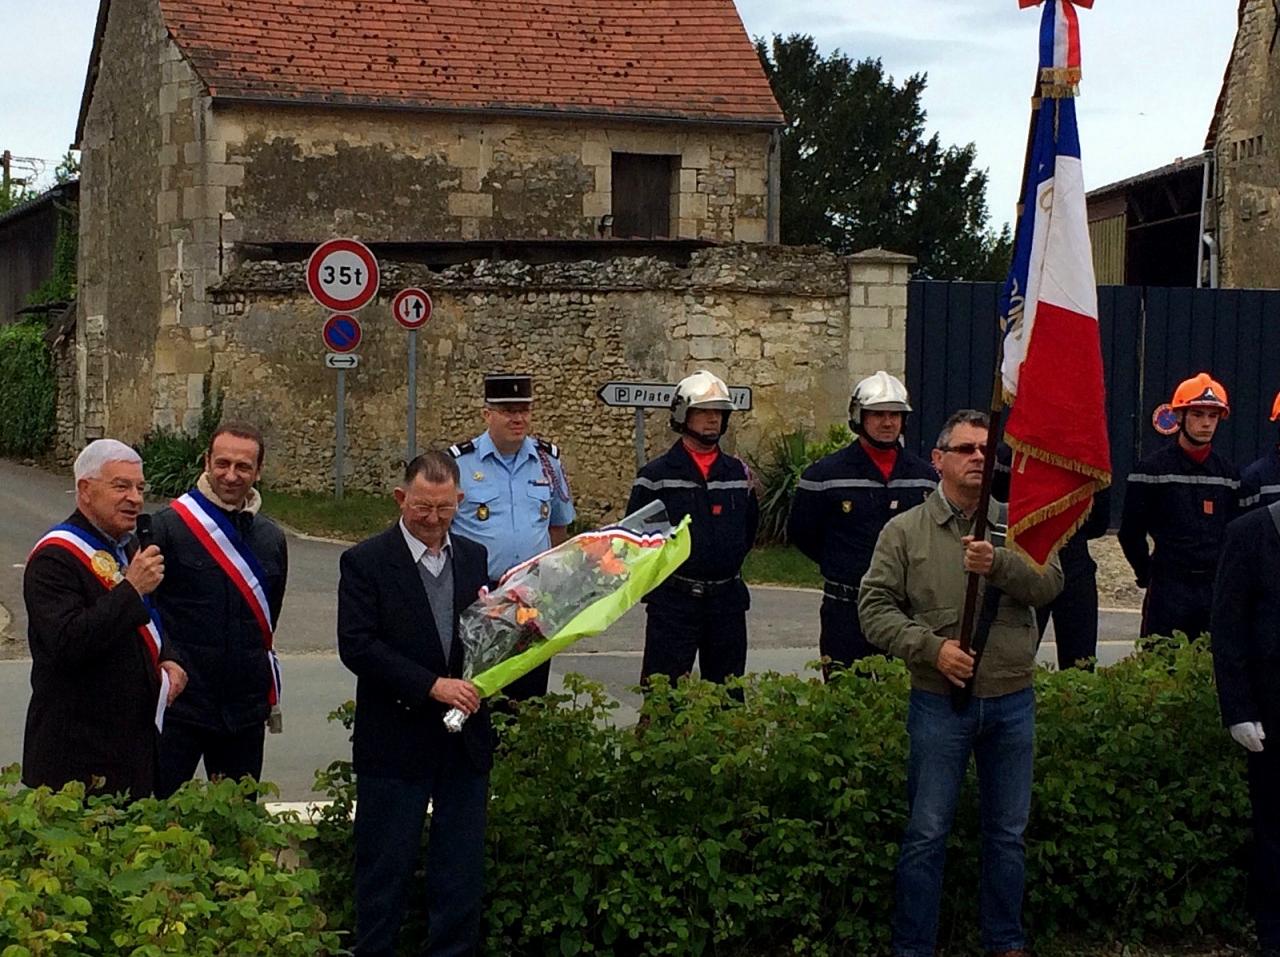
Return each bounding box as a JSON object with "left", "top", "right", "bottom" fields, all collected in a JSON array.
[{"left": 757, "top": 34, "right": 1012, "bottom": 280}]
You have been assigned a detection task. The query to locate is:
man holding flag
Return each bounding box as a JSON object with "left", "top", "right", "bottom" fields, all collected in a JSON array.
[{"left": 863, "top": 2, "right": 1111, "bottom": 954}]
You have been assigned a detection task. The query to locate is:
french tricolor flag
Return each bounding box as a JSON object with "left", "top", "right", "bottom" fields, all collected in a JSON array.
[{"left": 1000, "top": 0, "right": 1111, "bottom": 567}]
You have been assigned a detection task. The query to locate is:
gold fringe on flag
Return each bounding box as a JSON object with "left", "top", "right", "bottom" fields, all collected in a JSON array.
[{"left": 1003, "top": 434, "right": 1112, "bottom": 570}]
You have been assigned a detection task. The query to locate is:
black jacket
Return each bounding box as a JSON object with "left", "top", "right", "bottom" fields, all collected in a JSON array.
[
  {"left": 625, "top": 441, "right": 759, "bottom": 606},
  {"left": 1242, "top": 447, "right": 1280, "bottom": 510},
  {"left": 150, "top": 500, "right": 288, "bottom": 732},
  {"left": 22, "top": 510, "right": 179, "bottom": 799},
  {"left": 338, "top": 525, "right": 493, "bottom": 779},
  {"left": 788, "top": 441, "right": 937, "bottom": 587},
  {"left": 1210, "top": 505, "right": 1280, "bottom": 728},
  {"left": 1118, "top": 443, "right": 1245, "bottom": 586}
]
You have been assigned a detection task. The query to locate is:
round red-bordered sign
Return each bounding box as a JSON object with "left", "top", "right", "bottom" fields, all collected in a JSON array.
[
  {"left": 307, "top": 239, "right": 380, "bottom": 312},
  {"left": 322, "top": 313, "right": 363, "bottom": 354},
  {"left": 391, "top": 287, "right": 433, "bottom": 330}
]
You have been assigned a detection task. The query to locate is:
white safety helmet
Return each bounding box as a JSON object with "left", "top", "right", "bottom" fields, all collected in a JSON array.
[
  {"left": 670, "top": 370, "right": 737, "bottom": 435},
  {"left": 848, "top": 371, "right": 912, "bottom": 429}
]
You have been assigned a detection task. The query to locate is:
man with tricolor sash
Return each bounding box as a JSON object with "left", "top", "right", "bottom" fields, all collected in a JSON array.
[
  {"left": 149, "top": 422, "right": 288, "bottom": 797},
  {"left": 23, "top": 439, "right": 187, "bottom": 800}
]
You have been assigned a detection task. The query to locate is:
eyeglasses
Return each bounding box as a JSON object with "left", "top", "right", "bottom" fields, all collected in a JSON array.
[
  {"left": 487, "top": 407, "right": 532, "bottom": 419},
  {"left": 938, "top": 443, "right": 984, "bottom": 456},
  {"left": 407, "top": 504, "right": 457, "bottom": 518}
]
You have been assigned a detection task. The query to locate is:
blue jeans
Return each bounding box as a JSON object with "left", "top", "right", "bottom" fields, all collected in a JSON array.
[{"left": 892, "top": 687, "right": 1035, "bottom": 957}]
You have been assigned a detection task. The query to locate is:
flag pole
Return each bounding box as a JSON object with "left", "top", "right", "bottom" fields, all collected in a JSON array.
[{"left": 952, "top": 55, "right": 1051, "bottom": 711}]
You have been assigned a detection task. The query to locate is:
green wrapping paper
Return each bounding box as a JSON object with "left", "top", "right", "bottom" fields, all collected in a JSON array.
[
  {"left": 443, "top": 506, "right": 691, "bottom": 731},
  {"left": 474, "top": 517, "right": 691, "bottom": 695}
]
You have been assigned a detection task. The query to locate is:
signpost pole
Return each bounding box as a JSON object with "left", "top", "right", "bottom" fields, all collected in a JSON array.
[
  {"left": 633, "top": 407, "right": 646, "bottom": 472},
  {"left": 335, "top": 369, "right": 346, "bottom": 501},
  {"left": 407, "top": 329, "right": 418, "bottom": 462}
]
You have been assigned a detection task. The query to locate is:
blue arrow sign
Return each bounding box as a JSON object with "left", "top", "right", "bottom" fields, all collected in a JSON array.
[{"left": 323, "top": 314, "right": 362, "bottom": 353}]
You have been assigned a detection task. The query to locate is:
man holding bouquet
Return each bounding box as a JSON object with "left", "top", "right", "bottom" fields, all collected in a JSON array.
[{"left": 338, "top": 451, "right": 492, "bottom": 957}]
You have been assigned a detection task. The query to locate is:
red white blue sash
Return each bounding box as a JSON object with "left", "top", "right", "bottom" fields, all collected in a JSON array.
[
  {"left": 29, "top": 523, "right": 164, "bottom": 669},
  {"left": 170, "top": 489, "right": 281, "bottom": 705}
]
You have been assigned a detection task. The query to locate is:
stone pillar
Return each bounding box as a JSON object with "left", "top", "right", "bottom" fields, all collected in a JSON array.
[{"left": 845, "top": 248, "right": 914, "bottom": 384}]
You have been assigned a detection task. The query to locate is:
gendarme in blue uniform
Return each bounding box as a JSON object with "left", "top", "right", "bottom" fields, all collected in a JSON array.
[{"left": 448, "top": 431, "right": 575, "bottom": 582}]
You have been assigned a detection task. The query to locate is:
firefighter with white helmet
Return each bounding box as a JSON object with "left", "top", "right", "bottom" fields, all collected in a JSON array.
[
  {"left": 625, "top": 370, "right": 759, "bottom": 686},
  {"left": 1119, "top": 372, "right": 1249, "bottom": 641},
  {"left": 788, "top": 371, "right": 937, "bottom": 677}
]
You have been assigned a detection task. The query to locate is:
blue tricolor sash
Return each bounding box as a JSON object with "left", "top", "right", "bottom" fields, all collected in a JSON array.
[
  {"left": 29, "top": 523, "right": 164, "bottom": 670},
  {"left": 170, "top": 489, "right": 281, "bottom": 705}
]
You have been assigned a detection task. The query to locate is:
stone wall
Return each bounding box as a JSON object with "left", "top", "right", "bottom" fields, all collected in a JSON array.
[
  {"left": 215, "top": 106, "right": 775, "bottom": 247},
  {"left": 78, "top": 0, "right": 177, "bottom": 441},
  {"left": 1214, "top": 0, "right": 1280, "bottom": 288},
  {"left": 194, "top": 246, "right": 910, "bottom": 522}
]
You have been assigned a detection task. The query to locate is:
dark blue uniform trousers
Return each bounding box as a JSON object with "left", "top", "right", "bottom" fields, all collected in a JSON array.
[
  {"left": 641, "top": 593, "right": 747, "bottom": 685},
  {"left": 353, "top": 739, "right": 488, "bottom": 957},
  {"left": 1140, "top": 575, "right": 1214, "bottom": 642},
  {"left": 819, "top": 595, "right": 879, "bottom": 676}
]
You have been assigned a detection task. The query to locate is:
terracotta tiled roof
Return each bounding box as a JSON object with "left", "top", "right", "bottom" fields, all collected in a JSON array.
[{"left": 154, "top": 0, "right": 784, "bottom": 126}]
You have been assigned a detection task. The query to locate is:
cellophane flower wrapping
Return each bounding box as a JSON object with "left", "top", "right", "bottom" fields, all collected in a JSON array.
[{"left": 443, "top": 502, "right": 690, "bottom": 731}]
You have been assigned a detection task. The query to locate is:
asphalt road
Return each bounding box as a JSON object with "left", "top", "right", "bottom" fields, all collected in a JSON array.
[{"left": 0, "top": 457, "right": 1143, "bottom": 800}]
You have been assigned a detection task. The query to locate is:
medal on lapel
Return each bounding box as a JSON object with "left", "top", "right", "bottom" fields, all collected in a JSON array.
[
  {"left": 477, "top": 504, "right": 490, "bottom": 521},
  {"left": 540, "top": 502, "right": 550, "bottom": 520},
  {"left": 841, "top": 501, "right": 853, "bottom": 514},
  {"left": 90, "top": 550, "right": 123, "bottom": 586}
]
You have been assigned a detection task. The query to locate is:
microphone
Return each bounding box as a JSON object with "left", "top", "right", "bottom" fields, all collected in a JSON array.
[{"left": 135, "top": 513, "right": 154, "bottom": 550}]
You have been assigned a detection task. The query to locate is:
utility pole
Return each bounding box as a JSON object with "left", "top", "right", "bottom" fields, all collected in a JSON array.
[{"left": 2, "top": 150, "right": 11, "bottom": 197}]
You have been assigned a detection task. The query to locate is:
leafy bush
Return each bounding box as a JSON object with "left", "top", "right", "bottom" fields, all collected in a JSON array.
[
  {"left": 750, "top": 423, "right": 855, "bottom": 544},
  {"left": 136, "top": 383, "right": 223, "bottom": 497},
  {"left": 0, "top": 771, "right": 344, "bottom": 955},
  {"left": 0, "top": 321, "right": 56, "bottom": 457},
  {"left": 309, "top": 639, "right": 1251, "bottom": 956}
]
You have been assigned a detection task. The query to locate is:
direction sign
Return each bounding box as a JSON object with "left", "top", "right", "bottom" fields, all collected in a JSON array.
[
  {"left": 325, "top": 353, "right": 360, "bottom": 369},
  {"left": 307, "top": 238, "right": 380, "bottom": 312},
  {"left": 322, "top": 314, "right": 362, "bottom": 353},
  {"left": 392, "top": 287, "right": 433, "bottom": 330},
  {"left": 596, "top": 381, "right": 753, "bottom": 411}
]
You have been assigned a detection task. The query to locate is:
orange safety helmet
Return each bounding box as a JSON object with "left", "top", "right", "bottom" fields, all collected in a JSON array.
[
  {"left": 1170, "top": 373, "right": 1230, "bottom": 419},
  {"left": 1271, "top": 391, "right": 1280, "bottom": 422}
]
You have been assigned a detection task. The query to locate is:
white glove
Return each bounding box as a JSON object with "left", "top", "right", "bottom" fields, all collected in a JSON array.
[{"left": 1229, "top": 721, "right": 1266, "bottom": 753}]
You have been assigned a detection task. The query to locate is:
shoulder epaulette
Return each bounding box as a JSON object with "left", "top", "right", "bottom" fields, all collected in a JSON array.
[
  {"left": 535, "top": 437, "right": 560, "bottom": 459},
  {"left": 447, "top": 441, "right": 475, "bottom": 459}
]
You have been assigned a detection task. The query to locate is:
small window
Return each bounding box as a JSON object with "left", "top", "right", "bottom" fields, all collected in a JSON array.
[{"left": 611, "top": 153, "right": 676, "bottom": 239}]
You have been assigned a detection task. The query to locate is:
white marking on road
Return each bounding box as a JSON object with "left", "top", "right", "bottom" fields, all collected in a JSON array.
[{"left": 11, "top": 564, "right": 24, "bottom": 569}]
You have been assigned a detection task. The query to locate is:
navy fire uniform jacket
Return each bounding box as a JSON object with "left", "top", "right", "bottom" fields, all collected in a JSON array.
[
  {"left": 1242, "top": 447, "right": 1280, "bottom": 510},
  {"left": 1118, "top": 443, "right": 1247, "bottom": 587},
  {"left": 788, "top": 441, "right": 937, "bottom": 590},
  {"left": 625, "top": 441, "right": 759, "bottom": 608}
]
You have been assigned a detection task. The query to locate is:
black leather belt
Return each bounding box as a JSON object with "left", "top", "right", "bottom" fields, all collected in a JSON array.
[
  {"left": 669, "top": 574, "right": 741, "bottom": 598},
  {"left": 823, "top": 579, "right": 860, "bottom": 603}
]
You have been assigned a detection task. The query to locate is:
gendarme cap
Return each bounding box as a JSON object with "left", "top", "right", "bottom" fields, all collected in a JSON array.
[{"left": 484, "top": 374, "right": 534, "bottom": 404}]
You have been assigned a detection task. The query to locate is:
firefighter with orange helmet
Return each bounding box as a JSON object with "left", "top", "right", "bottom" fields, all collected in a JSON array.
[
  {"left": 1119, "top": 373, "right": 1249, "bottom": 641},
  {"left": 1242, "top": 391, "right": 1280, "bottom": 510},
  {"left": 625, "top": 371, "right": 759, "bottom": 686}
]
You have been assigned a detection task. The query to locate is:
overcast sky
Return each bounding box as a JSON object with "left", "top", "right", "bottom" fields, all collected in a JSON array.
[{"left": 1, "top": 0, "right": 1238, "bottom": 231}]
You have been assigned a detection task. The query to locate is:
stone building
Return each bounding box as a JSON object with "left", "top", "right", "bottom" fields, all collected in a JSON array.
[
  {"left": 69, "top": 0, "right": 909, "bottom": 513},
  {"left": 1205, "top": 0, "right": 1280, "bottom": 288}
]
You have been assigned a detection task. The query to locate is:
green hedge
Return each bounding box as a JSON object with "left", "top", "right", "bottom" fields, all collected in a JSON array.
[
  {"left": 0, "top": 322, "right": 56, "bottom": 457},
  {"left": 0, "top": 774, "right": 341, "bottom": 956},
  {"left": 305, "top": 639, "right": 1251, "bottom": 956}
]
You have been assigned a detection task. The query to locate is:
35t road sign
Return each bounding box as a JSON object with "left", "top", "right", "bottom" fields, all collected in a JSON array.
[{"left": 307, "top": 239, "right": 380, "bottom": 312}]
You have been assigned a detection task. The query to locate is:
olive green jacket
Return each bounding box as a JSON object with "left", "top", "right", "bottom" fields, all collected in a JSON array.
[{"left": 858, "top": 488, "right": 1065, "bottom": 698}]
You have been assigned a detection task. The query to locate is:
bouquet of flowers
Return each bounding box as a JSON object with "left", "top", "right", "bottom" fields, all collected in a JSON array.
[{"left": 443, "top": 500, "right": 691, "bottom": 731}]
